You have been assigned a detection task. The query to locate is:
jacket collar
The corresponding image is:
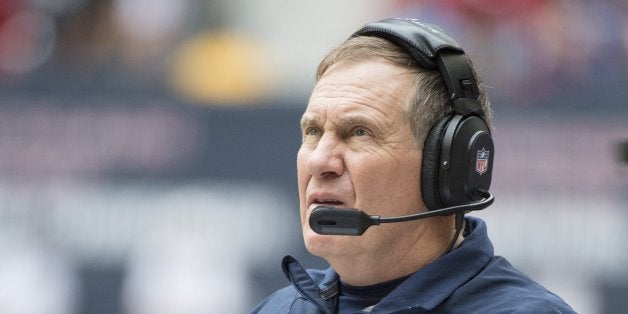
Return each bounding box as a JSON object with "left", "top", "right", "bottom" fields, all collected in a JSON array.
[
  {"left": 282, "top": 255, "right": 339, "bottom": 313},
  {"left": 282, "top": 216, "right": 493, "bottom": 313}
]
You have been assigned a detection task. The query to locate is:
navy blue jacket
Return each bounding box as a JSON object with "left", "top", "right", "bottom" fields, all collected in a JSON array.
[{"left": 251, "top": 217, "right": 575, "bottom": 313}]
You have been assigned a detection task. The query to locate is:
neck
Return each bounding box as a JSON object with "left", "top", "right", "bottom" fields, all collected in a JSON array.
[{"left": 328, "top": 216, "right": 455, "bottom": 286}]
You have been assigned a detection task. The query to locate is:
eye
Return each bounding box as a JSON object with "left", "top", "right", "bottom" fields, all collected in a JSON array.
[
  {"left": 304, "top": 126, "right": 321, "bottom": 137},
  {"left": 353, "top": 127, "right": 370, "bottom": 137}
]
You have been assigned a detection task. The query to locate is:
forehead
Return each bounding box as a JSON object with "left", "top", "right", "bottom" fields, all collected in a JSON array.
[{"left": 304, "top": 59, "right": 415, "bottom": 120}]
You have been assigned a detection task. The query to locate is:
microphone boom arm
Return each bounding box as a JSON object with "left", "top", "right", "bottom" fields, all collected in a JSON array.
[
  {"left": 379, "top": 191, "right": 493, "bottom": 223},
  {"left": 309, "top": 191, "right": 494, "bottom": 236}
]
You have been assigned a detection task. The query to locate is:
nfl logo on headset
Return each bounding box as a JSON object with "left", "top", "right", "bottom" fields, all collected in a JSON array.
[{"left": 475, "top": 148, "right": 489, "bottom": 175}]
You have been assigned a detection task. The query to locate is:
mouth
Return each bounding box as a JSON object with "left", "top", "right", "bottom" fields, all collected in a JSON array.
[
  {"left": 306, "top": 191, "right": 351, "bottom": 212},
  {"left": 312, "top": 198, "right": 345, "bottom": 207},
  {"left": 314, "top": 198, "right": 344, "bottom": 206}
]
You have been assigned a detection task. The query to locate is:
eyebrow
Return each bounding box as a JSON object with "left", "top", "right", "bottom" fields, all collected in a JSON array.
[
  {"left": 299, "top": 115, "right": 319, "bottom": 130},
  {"left": 300, "top": 113, "right": 378, "bottom": 130},
  {"left": 337, "top": 113, "right": 386, "bottom": 136},
  {"left": 331, "top": 115, "right": 371, "bottom": 128}
]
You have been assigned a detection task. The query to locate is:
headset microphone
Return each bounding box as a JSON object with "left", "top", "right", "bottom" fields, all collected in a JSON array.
[{"left": 309, "top": 191, "right": 493, "bottom": 236}]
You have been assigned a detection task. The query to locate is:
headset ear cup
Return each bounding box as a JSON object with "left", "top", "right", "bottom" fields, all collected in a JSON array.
[
  {"left": 421, "top": 117, "right": 450, "bottom": 211},
  {"left": 444, "top": 115, "right": 494, "bottom": 205}
]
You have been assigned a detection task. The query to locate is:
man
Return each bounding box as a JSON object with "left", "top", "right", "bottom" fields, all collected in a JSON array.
[{"left": 252, "top": 18, "right": 574, "bottom": 313}]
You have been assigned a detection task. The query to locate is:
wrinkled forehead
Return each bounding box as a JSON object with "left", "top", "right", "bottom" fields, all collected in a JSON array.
[{"left": 310, "top": 59, "right": 416, "bottom": 107}]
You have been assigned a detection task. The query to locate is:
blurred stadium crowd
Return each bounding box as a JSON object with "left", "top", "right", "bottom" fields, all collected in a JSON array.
[
  {"left": 1, "top": 0, "right": 627, "bottom": 106},
  {"left": 0, "top": 0, "right": 627, "bottom": 313}
]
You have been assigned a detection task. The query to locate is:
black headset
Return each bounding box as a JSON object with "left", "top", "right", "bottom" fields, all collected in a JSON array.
[{"left": 352, "top": 18, "right": 494, "bottom": 211}]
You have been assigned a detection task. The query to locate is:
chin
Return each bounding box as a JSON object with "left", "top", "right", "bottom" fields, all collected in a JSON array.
[
  {"left": 303, "top": 228, "right": 327, "bottom": 255},
  {"left": 303, "top": 228, "right": 353, "bottom": 259}
]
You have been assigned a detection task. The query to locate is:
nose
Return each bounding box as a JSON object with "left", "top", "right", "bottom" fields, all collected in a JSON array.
[{"left": 304, "top": 134, "right": 344, "bottom": 179}]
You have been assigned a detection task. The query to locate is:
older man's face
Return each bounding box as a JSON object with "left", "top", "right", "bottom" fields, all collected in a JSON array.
[{"left": 297, "top": 59, "right": 425, "bottom": 260}]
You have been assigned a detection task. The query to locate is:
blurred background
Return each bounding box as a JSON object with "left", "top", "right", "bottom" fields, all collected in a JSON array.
[{"left": 0, "top": 0, "right": 627, "bottom": 313}]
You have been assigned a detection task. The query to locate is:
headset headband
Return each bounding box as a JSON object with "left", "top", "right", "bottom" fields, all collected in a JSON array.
[{"left": 351, "top": 18, "right": 483, "bottom": 116}]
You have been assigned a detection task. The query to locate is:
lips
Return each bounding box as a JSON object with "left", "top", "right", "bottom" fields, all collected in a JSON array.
[
  {"left": 308, "top": 194, "right": 346, "bottom": 208},
  {"left": 314, "top": 199, "right": 344, "bottom": 206}
]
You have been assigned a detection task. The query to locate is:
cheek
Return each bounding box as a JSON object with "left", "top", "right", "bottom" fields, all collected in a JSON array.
[
  {"left": 354, "top": 153, "right": 423, "bottom": 211},
  {"left": 296, "top": 150, "right": 308, "bottom": 191},
  {"left": 296, "top": 150, "right": 310, "bottom": 216}
]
